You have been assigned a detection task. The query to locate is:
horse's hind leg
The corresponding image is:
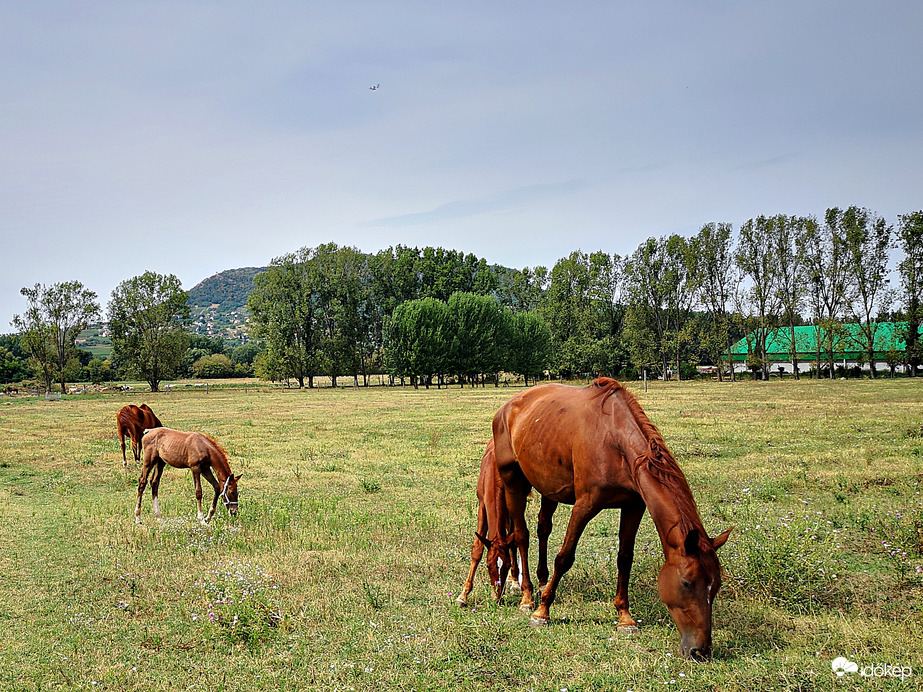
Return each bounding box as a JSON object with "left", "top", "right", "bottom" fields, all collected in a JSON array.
[
  {"left": 134, "top": 459, "right": 154, "bottom": 523},
  {"left": 537, "top": 497, "right": 559, "bottom": 590},
  {"left": 132, "top": 430, "right": 143, "bottom": 463},
  {"left": 149, "top": 460, "right": 166, "bottom": 521}
]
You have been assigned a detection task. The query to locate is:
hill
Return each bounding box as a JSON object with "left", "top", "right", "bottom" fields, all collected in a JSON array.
[{"left": 187, "top": 266, "right": 265, "bottom": 342}]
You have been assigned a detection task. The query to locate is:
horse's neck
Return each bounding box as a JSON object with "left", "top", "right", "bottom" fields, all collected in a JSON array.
[
  {"left": 210, "top": 455, "right": 230, "bottom": 482},
  {"left": 634, "top": 462, "right": 701, "bottom": 551}
]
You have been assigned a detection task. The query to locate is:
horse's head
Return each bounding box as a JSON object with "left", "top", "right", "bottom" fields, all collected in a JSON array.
[
  {"left": 475, "top": 531, "right": 513, "bottom": 600},
  {"left": 221, "top": 474, "right": 242, "bottom": 516},
  {"left": 658, "top": 526, "right": 732, "bottom": 660}
]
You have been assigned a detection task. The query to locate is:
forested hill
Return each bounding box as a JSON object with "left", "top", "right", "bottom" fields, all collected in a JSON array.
[
  {"left": 187, "top": 267, "right": 265, "bottom": 341},
  {"left": 187, "top": 267, "right": 265, "bottom": 313}
]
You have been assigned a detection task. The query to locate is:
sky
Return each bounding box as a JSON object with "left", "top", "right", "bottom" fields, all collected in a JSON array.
[{"left": 3, "top": 1, "right": 922, "bottom": 328}]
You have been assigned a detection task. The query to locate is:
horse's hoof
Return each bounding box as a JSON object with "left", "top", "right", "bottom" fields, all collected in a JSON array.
[
  {"left": 456, "top": 597, "right": 468, "bottom": 608},
  {"left": 616, "top": 624, "right": 640, "bottom": 635},
  {"left": 508, "top": 582, "right": 522, "bottom": 596},
  {"left": 528, "top": 616, "right": 549, "bottom": 628},
  {"left": 518, "top": 603, "right": 534, "bottom": 614}
]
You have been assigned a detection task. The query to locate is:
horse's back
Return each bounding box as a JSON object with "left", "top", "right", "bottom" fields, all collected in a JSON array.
[
  {"left": 493, "top": 379, "right": 638, "bottom": 503},
  {"left": 142, "top": 428, "right": 214, "bottom": 468}
]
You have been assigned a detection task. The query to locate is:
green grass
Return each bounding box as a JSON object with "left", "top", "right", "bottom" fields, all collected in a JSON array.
[{"left": 0, "top": 380, "right": 921, "bottom": 690}]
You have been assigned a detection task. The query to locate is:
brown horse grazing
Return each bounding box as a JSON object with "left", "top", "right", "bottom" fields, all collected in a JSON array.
[
  {"left": 493, "top": 378, "right": 732, "bottom": 660},
  {"left": 117, "top": 404, "right": 163, "bottom": 466},
  {"left": 135, "top": 427, "right": 241, "bottom": 524},
  {"left": 457, "top": 440, "right": 520, "bottom": 606}
]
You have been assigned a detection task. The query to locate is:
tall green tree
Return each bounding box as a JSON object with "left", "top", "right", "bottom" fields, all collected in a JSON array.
[
  {"left": 542, "top": 250, "right": 623, "bottom": 377},
  {"left": 447, "top": 292, "right": 508, "bottom": 386},
  {"left": 247, "top": 249, "right": 321, "bottom": 388},
  {"left": 897, "top": 211, "right": 923, "bottom": 376},
  {"left": 838, "top": 207, "right": 893, "bottom": 378},
  {"left": 508, "top": 311, "right": 553, "bottom": 385},
  {"left": 769, "top": 216, "right": 808, "bottom": 378},
  {"left": 736, "top": 216, "right": 781, "bottom": 380},
  {"left": 798, "top": 212, "right": 850, "bottom": 378},
  {"left": 690, "top": 222, "right": 738, "bottom": 381},
  {"left": 108, "top": 272, "right": 189, "bottom": 392},
  {"left": 494, "top": 265, "right": 549, "bottom": 312},
  {"left": 384, "top": 297, "right": 449, "bottom": 388},
  {"left": 12, "top": 281, "right": 100, "bottom": 393},
  {"left": 312, "top": 244, "right": 371, "bottom": 387},
  {"left": 624, "top": 238, "right": 677, "bottom": 378}
]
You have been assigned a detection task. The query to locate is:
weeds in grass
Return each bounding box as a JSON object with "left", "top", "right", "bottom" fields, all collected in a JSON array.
[
  {"left": 723, "top": 506, "right": 844, "bottom": 608},
  {"left": 187, "top": 559, "right": 281, "bottom": 648},
  {"left": 361, "top": 478, "right": 382, "bottom": 493}
]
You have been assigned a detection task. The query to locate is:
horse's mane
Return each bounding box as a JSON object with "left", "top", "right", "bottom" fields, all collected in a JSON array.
[
  {"left": 202, "top": 434, "right": 231, "bottom": 471},
  {"left": 592, "top": 378, "right": 706, "bottom": 540}
]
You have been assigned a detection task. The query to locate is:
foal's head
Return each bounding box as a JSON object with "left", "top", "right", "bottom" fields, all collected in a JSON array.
[
  {"left": 658, "top": 526, "right": 732, "bottom": 660},
  {"left": 476, "top": 531, "right": 513, "bottom": 600},
  {"left": 220, "top": 474, "right": 242, "bottom": 516}
]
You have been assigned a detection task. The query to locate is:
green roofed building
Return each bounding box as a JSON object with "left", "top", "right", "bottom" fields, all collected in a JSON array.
[{"left": 729, "top": 322, "right": 922, "bottom": 376}]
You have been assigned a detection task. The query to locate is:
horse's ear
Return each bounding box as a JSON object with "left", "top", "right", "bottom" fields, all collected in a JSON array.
[
  {"left": 475, "top": 532, "right": 492, "bottom": 548},
  {"left": 712, "top": 527, "right": 733, "bottom": 551},
  {"left": 235, "top": 474, "right": 242, "bottom": 481},
  {"left": 683, "top": 528, "right": 701, "bottom": 556}
]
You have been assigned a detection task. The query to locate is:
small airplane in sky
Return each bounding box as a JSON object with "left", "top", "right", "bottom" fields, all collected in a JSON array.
[{"left": 369, "top": 83, "right": 379, "bottom": 91}]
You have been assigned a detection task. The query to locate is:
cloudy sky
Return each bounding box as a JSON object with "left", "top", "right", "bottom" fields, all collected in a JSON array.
[{"left": 3, "top": 1, "right": 921, "bottom": 326}]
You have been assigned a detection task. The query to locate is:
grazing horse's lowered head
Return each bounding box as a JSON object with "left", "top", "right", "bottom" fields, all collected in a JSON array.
[
  {"left": 219, "top": 472, "right": 241, "bottom": 516},
  {"left": 656, "top": 523, "right": 732, "bottom": 659}
]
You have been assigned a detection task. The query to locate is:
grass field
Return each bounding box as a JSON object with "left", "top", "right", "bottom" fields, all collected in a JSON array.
[{"left": 0, "top": 379, "right": 921, "bottom": 690}]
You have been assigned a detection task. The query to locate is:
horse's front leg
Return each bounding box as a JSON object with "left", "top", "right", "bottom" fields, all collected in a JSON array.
[
  {"left": 200, "top": 466, "right": 221, "bottom": 523},
  {"left": 458, "top": 502, "right": 487, "bottom": 607},
  {"left": 614, "top": 503, "right": 646, "bottom": 633},
  {"left": 191, "top": 469, "right": 205, "bottom": 521},
  {"left": 531, "top": 499, "right": 600, "bottom": 627}
]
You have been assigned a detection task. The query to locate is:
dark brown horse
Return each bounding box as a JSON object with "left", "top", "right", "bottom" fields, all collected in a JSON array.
[
  {"left": 493, "top": 378, "right": 732, "bottom": 660},
  {"left": 135, "top": 427, "right": 241, "bottom": 524},
  {"left": 117, "top": 404, "right": 163, "bottom": 466}
]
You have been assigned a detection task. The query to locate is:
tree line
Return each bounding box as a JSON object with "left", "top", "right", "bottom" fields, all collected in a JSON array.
[{"left": 6, "top": 206, "right": 922, "bottom": 391}]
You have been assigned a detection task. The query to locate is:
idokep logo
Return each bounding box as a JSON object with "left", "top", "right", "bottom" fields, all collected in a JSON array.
[
  {"left": 832, "top": 657, "right": 858, "bottom": 677},
  {"left": 832, "top": 656, "right": 913, "bottom": 680}
]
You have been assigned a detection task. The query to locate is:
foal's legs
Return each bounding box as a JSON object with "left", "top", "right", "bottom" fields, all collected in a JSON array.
[
  {"left": 536, "top": 497, "right": 559, "bottom": 590},
  {"left": 503, "top": 481, "right": 535, "bottom": 613},
  {"left": 530, "top": 498, "right": 601, "bottom": 626},
  {"left": 134, "top": 458, "right": 155, "bottom": 523},
  {"left": 149, "top": 460, "right": 166, "bottom": 521},
  {"left": 458, "top": 502, "right": 488, "bottom": 606},
  {"left": 191, "top": 468, "right": 205, "bottom": 521},
  {"left": 199, "top": 466, "right": 222, "bottom": 523},
  {"left": 614, "top": 503, "right": 645, "bottom": 633}
]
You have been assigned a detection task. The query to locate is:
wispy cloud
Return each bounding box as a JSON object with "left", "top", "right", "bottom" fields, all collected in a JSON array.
[{"left": 366, "top": 179, "right": 588, "bottom": 227}]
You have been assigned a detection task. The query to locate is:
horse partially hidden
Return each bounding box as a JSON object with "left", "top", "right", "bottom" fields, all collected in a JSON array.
[
  {"left": 458, "top": 440, "right": 519, "bottom": 606},
  {"left": 117, "top": 403, "right": 163, "bottom": 466},
  {"left": 135, "top": 427, "right": 241, "bottom": 524},
  {"left": 493, "top": 378, "right": 732, "bottom": 660},
  {"left": 458, "top": 440, "right": 559, "bottom": 607}
]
